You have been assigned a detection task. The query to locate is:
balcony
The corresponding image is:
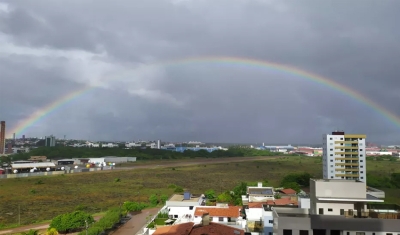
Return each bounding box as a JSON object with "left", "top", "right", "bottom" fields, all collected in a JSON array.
[
  {"left": 335, "top": 163, "right": 359, "bottom": 166},
  {"left": 335, "top": 168, "right": 359, "bottom": 172},
  {"left": 335, "top": 174, "right": 359, "bottom": 177},
  {"left": 342, "top": 209, "right": 400, "bottom": 219},
  {"left": 335, "top": 152, "right": 359, "bottom": 155},
  {"left": 335, "top": 157, "right": 358, "bottom": 161}
]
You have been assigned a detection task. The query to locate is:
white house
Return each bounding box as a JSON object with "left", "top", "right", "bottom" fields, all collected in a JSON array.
[{"left": 165, "top": 192, "right": 204, "bottom": 220}]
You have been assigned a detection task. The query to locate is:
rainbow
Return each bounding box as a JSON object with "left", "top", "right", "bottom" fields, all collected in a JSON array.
[{"left": 8, "top": 56, "right": 400, "bottom": 137}]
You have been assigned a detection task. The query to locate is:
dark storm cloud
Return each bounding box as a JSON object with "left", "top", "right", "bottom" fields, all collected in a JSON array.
[{"left": 1, "top": 0, "right": 400, "bottom": 143}]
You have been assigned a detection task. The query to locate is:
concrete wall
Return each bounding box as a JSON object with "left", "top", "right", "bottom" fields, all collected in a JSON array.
[
  {"left": 315, "top": 202, "right": 355, "bottom": 215},
  {"left": 168, "top": 206, "right": 195, "bottom": 219},
  {"left": 0, "top": 170, "right": 65, "bottom": 179},
  {"left": 312, "top": 180, "right": 366, "bottom": 199},
  {"left": 299, "top": 197, "right": 311, "bottom": 209},
  {"left": 0, "top": 167, "right": 107, "bottom": 179}
]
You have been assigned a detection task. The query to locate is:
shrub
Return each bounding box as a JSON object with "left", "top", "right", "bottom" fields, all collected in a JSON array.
[
  {"left": 50, "top": 211, "right": 94, "bottom": 233},
  {"left": 174, "top": 186, "right": 184, "bottom": 193}
]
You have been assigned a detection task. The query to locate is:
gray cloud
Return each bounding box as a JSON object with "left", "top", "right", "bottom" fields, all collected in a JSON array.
[{"left": 1, "top": 0, "right": 400, "bottom": 144}]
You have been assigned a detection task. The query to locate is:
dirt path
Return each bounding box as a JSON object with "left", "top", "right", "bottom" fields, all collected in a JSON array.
[
  {"left": 111, "top": 208, "right": 160, "bottom": 235},
  {"left": 0, "top": 216, "right": 103, "bottom": 235}
]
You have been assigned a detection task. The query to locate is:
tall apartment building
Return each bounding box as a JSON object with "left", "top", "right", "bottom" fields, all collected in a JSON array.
[
  {"left": 322, "top": 131, "right": 366, "bottom": 183},
  {"left": 0, "top": 121, "right": 5, "bottom": 154},
  {"left": 45, "top": 135, "right": 56, "bottom": 147}
]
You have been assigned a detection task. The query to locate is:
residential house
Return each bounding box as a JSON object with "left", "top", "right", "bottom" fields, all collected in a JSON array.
[
  {"left": 242, "top": 182, "right": 275, "bottom": 205},
  {"left": 193, "top": 204, "right": 243, "bottom": 225},
  {"left": 165, "top": 192, "right": 205, "bottom": 220}
]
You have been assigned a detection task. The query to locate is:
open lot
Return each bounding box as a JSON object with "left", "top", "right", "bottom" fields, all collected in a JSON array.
[{"left": 0, "top": 156, "right": 399, "bottom": 229}]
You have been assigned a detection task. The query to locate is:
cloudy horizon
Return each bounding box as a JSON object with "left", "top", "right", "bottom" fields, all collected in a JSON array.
[{"left": 1, "top": 0, "right": 400, "bottom": 144}]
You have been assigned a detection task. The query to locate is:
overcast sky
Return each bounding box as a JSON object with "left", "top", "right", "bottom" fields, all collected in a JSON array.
[{"left": 1, "top": 0, "right": 400, "bottom": 144}]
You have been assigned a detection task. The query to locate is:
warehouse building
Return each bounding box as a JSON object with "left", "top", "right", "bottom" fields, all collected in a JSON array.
[
  {"left": 88, "top": 157, "right": 136, "bottom": 165},
  {"left": 11, "top": 162, "right": 56, "bottom": 173}
]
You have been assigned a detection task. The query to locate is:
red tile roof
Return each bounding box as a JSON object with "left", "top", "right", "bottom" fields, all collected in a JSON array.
[
  {"left": 194, "top": 206, "right": 241, "bottom": 217},
  {"left": 153, "top": 222, "right": 245, "bottom": 235},
  {"left": 152, "top": 222, "right": 194, "bottom": 235},
  {"left": 190, "top": 222, "right": 244, "bottom": 235},
  {"left": 279, "top": 188, "right": 297, "bottom": 195},
  {"left": 248, "top": 202, "right": 264, "bottom": 208}
]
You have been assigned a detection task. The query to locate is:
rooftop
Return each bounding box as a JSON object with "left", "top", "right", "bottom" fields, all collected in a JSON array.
[
  {"left": 152, "top": 222, "right": 244, "bottom": 235},
  {"left": 11, "top": 162, "right": 56, "bottom": 169},
  {"left": 247, "top": 188, "right": 274, "bottom": 195},
  {"left": 278, "top": 188, "right": 297, "bottom": 195},
  {"left": 194, "top": 206, "right": 241, "bottom": 217},
  {"left": 168, "top": 194, "right": 202, "bottom": 202}
]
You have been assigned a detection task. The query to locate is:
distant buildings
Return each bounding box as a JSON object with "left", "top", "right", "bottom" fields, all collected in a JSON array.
[
  {"left": 45, "top": 135, "right": 56, "bottom": 147},
  {"left": 323, "top": 131, "right": 366, "bottom": 183},
  {"left": 0, "top": 121, "right": 5, "bottom": 155}
]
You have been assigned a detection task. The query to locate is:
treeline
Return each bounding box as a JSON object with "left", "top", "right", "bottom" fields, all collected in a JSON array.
[
  {"left": 367, "top": 173, "right": 400, "bottom": 189},
  {"left": 8, "top": 146, "right": 283, "bottom": 161}
]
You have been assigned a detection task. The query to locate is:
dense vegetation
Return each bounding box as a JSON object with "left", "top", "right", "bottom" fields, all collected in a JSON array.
[
  {"left": 77, "top": 208, "right": 123, "bottom": 235},
  {"left": 5, "top": 146, "right": 283, "bottom": 161},
  {"left": 1, "top": 156, "right": 400, "bottom": 229},
  {"left": 49, "top": 211, "right": 94, "bottom": 234}
]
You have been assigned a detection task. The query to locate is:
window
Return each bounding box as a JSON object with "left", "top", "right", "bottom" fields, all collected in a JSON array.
[
  {"left": 360, "top": 154, "right": 363, "bottom": 157},
  {"left": 269, "top": 233, "right": 273, "bottom": 235},
  {"left": 359, "top": 138, "right": 362, "bottom": 140},
  {"left": 330, "top": 138, "right": 332, "bottom": 140},
  {"left": 331, "top": 176, "right": 333, "bottom": 178},
  {"left": 330, "top": 160, "right": 333, "bottom": 162},
  {"left": 328, "top": 208, "right": 333, "bottom": 212},
  {"left": 300, "top": 231, "right": 309, "bottom": 235},
  {"left": 340, "top": 138, "right": 343, "bottom": 140},
  {"left": 330, "top": 165, "right": 333, "bottom": 167},
  {"left": 340, "top": 209, "right": 344, "bottom": 215},
  {"left": 269, "top": 220, "right": 273, "bottom": 224},
  {"left": 359, "top": 149, "right": 363, "bottom": 151},
  {"left": 360, "top": 160, "right": 363, "bottom": 162},
  {"left": 360, "top": 171, "right": 363, "bottom": 173},
  {"left": 319, "top": 208, "right": 324, "bottom": 214},
  {"left": 330, "top": 143, "right": 333, "bottom": 145},
  {"left": 174, "top": 215, "right": 178, "bottom": 218},
  {"left": 218, "top": 217, "right": 223, "bottom": 221},
  {"left": 386, "top": 234, "right": 393, "bottom": 235},
  {"left": 210, "top": 217, "right": 213, "bottom": 221},
  {"left": 356, "top": 232, "right": 365, "bottom": 235},
  {"left": 330, "top": 149, "right": 333, "bottom": 151},
  {"left": 330, "top": 154, "right": 333, "bottom": 156},
  {"left": 283, "top": 230, "right": 292, "bottom": 235},
  {"left": 360, "top": 166, "right": 363, "bottom": 168},
  {"left": 347, "top": 232, "right": 349, "bottom": 235}
]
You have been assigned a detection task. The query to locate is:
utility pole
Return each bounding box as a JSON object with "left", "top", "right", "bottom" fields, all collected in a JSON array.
[
  {"left": 85, "top": 219, "right": 88, "bottom": 235},
  {"left": 18, "top": 204, "right": 20, "bottom": 225}
]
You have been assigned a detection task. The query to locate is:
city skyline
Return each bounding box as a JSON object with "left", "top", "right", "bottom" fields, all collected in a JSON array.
[{"left": 1, "top": 0, "right": 400, "bottom": 143}]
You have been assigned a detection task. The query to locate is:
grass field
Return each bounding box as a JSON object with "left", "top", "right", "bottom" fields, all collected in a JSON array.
[{"left": 0, "top": 156, "right": 400, "bottom": 228}]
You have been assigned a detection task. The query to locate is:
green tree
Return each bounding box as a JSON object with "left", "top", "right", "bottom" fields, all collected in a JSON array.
[
  {"left": 45, "top": 228, "right": 59, "bottom": 235},
  {"left": 217, "top": 191, "right": 232, "bottom": 203},
  {"left": 49, "top": 211, "right": 94, "bottom": 233},
  {"left": 205, "top": 189, "right": 216, "bottom": 201},
  {"left": 160, "top": 194, "right": 169, "bottom": 204},
  {"left": 149, "top": 194, "right": 159, "bottom": 206}
]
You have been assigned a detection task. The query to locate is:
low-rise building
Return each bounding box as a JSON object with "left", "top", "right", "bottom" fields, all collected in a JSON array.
[
  {"left": 166, "top": 192, "right": 205, "bottom": 220},
  {"left": 272, "top": 179, "right": 400, "bottom": 235}
]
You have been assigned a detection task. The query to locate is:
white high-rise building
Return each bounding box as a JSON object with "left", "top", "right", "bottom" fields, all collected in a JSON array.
[{"left": 322, "top": 131, "right": 366, "bottom": 182}]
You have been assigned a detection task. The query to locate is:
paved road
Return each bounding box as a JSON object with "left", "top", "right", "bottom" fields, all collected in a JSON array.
[
  {"left": 0, "top": 216, "right": 103, "bottom": 235},
  {"left": 111, "top": 208, "right": 160, "bottom": 235},
  {"left": 117, "top": 156, "right": 282, "bottom": 170}
]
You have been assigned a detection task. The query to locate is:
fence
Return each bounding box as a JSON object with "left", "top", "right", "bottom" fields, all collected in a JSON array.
[
  {"left": 0, "top": 167, "right": 110, "bottom": 179},
  {"left": 135, "top": 206, "right": 167, "bottom": 235}
]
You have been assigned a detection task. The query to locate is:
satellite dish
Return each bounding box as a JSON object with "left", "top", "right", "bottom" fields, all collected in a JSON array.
[
  {"left": 74, "top": 166, "right": 78, "bottom": 169},
  {"left": 61, "top": 167, "right": 65, "bottom": 170},
  {"left": 13, "top": 170, "right": 18, "bottom": 174},
  {"left": 33, "top": 167, "right": 37, "bottom": 170},
  {"left": 46, "top": 168, "right": 50, "bottom": 171},
  {"left": 30, "top": 169, "right": 35, "bottom": 173}
]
